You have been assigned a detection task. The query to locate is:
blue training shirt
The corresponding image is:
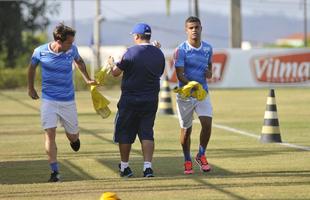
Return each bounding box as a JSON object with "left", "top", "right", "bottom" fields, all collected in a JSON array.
[
  {"left": 116, "top": 44, "right": 165, "bottom": 101},
  {"left": 31, "top": 43, "right": 80, "bottom": 101},
  {"left": 174, "top": 41, "right": 213, "bottom": 91}
]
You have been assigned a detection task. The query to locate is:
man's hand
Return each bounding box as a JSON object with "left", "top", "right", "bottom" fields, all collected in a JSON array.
[
  {"left": 104, "top": 56, "right": 116, "bottom": 74},
  {"left": 107, "top": 56, "right": 115, "bottom": 66},
  {"left": 205, "top": 69, "right": 212, "bottom": 79},
  {"left": 86, "top": 79, "right": 98, "bottom": 86},
  {"left": 28, "top": 88, "right": 40, "bottom": 100},
  {"left": 152, "top": 40, "right": 161, "bottom": 48}
]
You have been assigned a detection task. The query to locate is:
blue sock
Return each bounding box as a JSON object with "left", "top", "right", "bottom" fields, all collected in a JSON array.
[
  {"left": 184, "top": 151, "right": 192, "bottom": 161},
  {"left": 198, "top": 145, "right": 206, "bottom": 156},
  {"left": 50, "top": 162, "right": 59, "bottom": 173}
]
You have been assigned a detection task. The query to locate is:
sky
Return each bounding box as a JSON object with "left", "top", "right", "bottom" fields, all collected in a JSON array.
[
  {"left": 49, "top": 0, "right": 309, "bottom": 22},
  {"left": 45, "top": 0, "right": 309, "bottom": 48}
]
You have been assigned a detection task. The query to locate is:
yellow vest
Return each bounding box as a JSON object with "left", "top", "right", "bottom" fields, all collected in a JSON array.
[
  {"left": 173, "top": 81, "right": 207, "bottom": 101},
  {"left": 90, "top": 67, "right": 111, "bottom": 119}
]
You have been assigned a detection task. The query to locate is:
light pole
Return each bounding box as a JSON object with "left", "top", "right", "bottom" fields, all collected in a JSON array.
[{"left": 304, "top": 0, "right": 308, "bottom": 47}]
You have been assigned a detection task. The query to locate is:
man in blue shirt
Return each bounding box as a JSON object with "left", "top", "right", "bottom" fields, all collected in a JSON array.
[
  {"left": 28, "top": 23, "right": 96, "bottom": 182},
  {"left": 174, "top": 16, "right": 213, "bottom": 174},
  {"left": 108, "top": 23, "right": 165, "bottom": 178}
]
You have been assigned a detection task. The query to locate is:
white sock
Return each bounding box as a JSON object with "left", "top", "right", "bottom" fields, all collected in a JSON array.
[
  {"left": 143, "top": 161, "right": 152, "bottom": 171},
  {"left": 120, "top": 161, "right": 128, "bottom": 172}
]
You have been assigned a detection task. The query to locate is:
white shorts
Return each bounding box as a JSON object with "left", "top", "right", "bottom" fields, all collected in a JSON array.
[
  {"left": 176, "top": 94, "right": 213, "bottom": 129},
  {"left": 41, "top": 99, "right": 79, "bottom": 134}
]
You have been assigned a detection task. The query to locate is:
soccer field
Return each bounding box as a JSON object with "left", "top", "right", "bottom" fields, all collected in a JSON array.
[{"left": 0, "top": 88, "right": 309, "bottom": 200}]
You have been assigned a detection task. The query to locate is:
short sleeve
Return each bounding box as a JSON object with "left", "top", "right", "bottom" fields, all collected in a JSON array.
[
  {"left": 31, "top": 48, "right": 40, "bottom": 66},
  {"left": 73, "top": 45, "right": 81, "bottom": 60},
  {"left": 173, "top": 47, "right": 185, "bottom": 68},
  {"left": 116, "top": 49, "right": 131, "bottom": 71}
]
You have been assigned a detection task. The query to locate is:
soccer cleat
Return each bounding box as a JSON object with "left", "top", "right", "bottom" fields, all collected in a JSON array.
[
  {"left": 48, "top": 171, "right": 61, "bottom": 182},
  {"left": 119, "top": 164, "right": 133, "bottom": 177},
  {"left": 184, "top": 161, "right": 194, "bottom": 174},
  {"left": 195, "top": 154, "right": 211, "bottom": 172},
  {"left": 70, "top": 138, "right": 80, "bottom": 152},
  {"left": 143, "top": 168, "right": 154, "bottom": 177}
]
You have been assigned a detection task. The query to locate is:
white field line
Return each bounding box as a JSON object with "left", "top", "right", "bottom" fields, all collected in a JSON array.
[
  {"left": 212, "top": 122, "right": 310, "bottom": 151},
  {"left": 106, "top": 95, "right": 310, "bottom": 151}
]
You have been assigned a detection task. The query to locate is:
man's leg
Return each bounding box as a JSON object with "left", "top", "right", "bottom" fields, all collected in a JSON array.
[
  {"left": 195, "top": 116, "right": 212, "bottom": 172},
  {"left": 60, "top": 100, "right": 80, "bottom": 151},
  {"left": 45, "top": 128, "right": 57, "bottom": 164},
  {"left": 176, "top": 96, "right": 195, "bottom": 174},
  {"left": 45, "top": 128, "right": 61, "bottom": 182},
  {"left": 119, "top": 143, "right": 133, "bottom": 177},
  {"left": 198, "top": 116, "right": 212, "bottom": 150},
  {"left": 180, "top": 127, "right": 192, "bottom": 161},
  {"left": 66, "top": 132, "right": 80, "bottom": 152},
  {"left": 141, "top": 140, "right": 154, "bottom": 177},
  {"left": 66, "top": 132, "right": 79, "bottom": 143},
  {"left": 141, "top": 140, "right": 154, "bottom": 162},
  {"left": 180, "top": 127, "right": 194, "bottom": 174},
  {"left": 119, "top": 143, "right": 131, "bottom": 162}
]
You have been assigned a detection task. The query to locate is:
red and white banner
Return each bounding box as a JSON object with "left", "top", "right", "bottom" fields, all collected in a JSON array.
[{"left": 163, "top": 48, "right": 310, "bottom": 88}]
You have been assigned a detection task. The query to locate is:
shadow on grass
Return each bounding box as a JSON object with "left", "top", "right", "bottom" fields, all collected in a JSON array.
[
  {"left": 0, "top": 92, "right": 39, "bottom": 112},
  {"left": 0, "top": 159, "right": 96, "bottom": 184},
  {"left": 1, "top": 154, "right": 310, "bottom": 200}
]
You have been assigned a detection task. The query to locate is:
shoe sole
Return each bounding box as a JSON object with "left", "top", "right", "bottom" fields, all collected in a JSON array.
[
  {"left": 194, "top": 159, "right": 211, "bottom": 172},
  {"left": 121, "top": 173, "right": 133, "bottom": 178},
  {"left": 70, "top": 139, "right": 80, "bottom": 152},
  {"left": 184, "top": 170, "right": 194, "bottom": 175}
]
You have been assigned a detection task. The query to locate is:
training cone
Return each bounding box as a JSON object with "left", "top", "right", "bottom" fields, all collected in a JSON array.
[
  {"left": 100, "top": 192, "right": 120, "bottom": 200},
  {"left": 158, "top": 75, "right": 174, "bottom": 115},
  {"left": 260, "top": 89, "right": 282, "bottom": 143}
]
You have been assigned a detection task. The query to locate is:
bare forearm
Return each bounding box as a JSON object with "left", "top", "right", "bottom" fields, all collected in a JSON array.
[
  {"left": 75, "top": 58, "right": 91, "bottom": 82},
  {"left": 177, "top": 74, "right": 190, "bottom": 85},
  {"left": 206, "top": 63, "right": 212, "bottom": 79},
  {"left": 28, "top": 65, "right": 36, "bottom": 89},
  {"left": 176, "top": 67, "right": 190, "bottom": 85},
  {"left": 27, "top": 64, "right": 40, "bottom": 99}
]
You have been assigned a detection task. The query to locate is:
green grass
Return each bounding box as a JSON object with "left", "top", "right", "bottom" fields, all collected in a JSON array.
[{"left": 0, "top": 88, "right": 309, "bottom": 200}]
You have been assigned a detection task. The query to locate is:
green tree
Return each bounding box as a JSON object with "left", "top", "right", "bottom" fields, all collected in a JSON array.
[{"left": 0, "top": 0, "right": 58, "bottom": 68}]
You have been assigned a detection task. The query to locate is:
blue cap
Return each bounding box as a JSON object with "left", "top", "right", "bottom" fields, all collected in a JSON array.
[{"left": 130, "top": 23, "right": 151, "bottom": 35}]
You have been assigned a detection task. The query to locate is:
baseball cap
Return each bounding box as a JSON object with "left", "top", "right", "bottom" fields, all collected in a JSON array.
[{"left": 130, "top": 23, "right": 151, "bottom": 35}]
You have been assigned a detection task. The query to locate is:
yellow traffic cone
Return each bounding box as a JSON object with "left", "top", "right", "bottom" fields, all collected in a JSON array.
[
  {"left": 260, "top": 89, "right": 282, "bottom": 143},
  {"left": 158, "top": 75, "right": 174, "bottom": 115}
]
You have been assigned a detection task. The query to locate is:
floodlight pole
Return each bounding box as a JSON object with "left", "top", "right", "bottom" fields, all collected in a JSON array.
[
  {"left": 304, "top": 0, "right": 308, "bottom": 47},
  {"left": 194, "top": 0, "right": 199, "bottom": 18},
  {"left": 92, "top": 0, "right": 104, "bottom": 78},
  {"left": 229, "top": 0, "right": 242, "bottom": 48},
  {"left": 71, "top": 0, "right": 75, "bottom": 29}
]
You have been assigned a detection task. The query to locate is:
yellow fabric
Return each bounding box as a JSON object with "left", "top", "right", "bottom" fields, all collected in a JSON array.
[
  {"left": 91, "top": 67, "right": 111, "bottom": 119},
  {"left": 173, "top": 81, "right": 207, "bottom": 101},
  {"left": 100, "top": 192, "right": 121, "bottom": 200}
]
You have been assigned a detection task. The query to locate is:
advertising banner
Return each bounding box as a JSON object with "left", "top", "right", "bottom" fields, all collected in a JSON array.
[{"left": 163, "top": 48, "right": 310, "bottom": 88}]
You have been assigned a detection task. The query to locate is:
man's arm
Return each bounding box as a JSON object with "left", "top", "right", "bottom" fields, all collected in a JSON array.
[
  {"left": 74, "top": 57, "right": 97, "bottom": 85},
  {"left": 175, "top": 67, "right": 190, "bottom": 85},
  {"left": 27, "top": 63, "right": 40, "bottom": 100},
  {"left": 205, "top": 63, "right": 213, "bottom": 79},
  {"left": 107, "top": 56, "right": 123, "bottom": 77}
]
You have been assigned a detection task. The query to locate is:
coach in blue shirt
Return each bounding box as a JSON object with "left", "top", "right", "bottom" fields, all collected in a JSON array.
[{"left": 108, "top": 23, "right": 165, "bottom": 178}]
